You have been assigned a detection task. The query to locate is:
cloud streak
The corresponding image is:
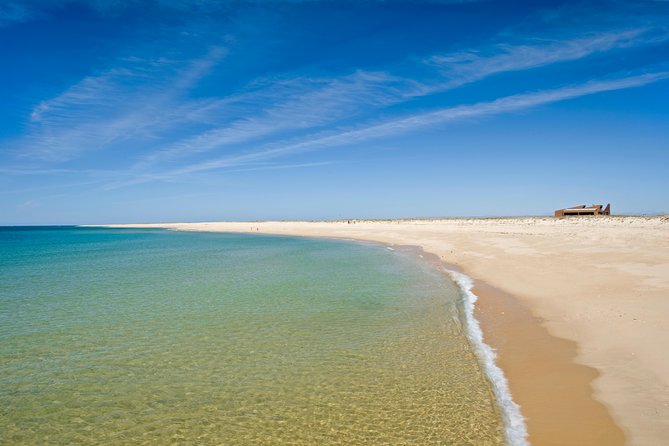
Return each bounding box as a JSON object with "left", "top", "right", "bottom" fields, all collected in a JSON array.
[
  {"left": 107, "top": 70, "right": 668, "bottom": 188},
  {"left": 133, "top": 71, "right": 415, "bottom": 168},
  {"left": 132, "top": 27, "right": 667, "bottom": 169},
  {"left": 19, "top": 47, "right": 227, "bottom": 162},
  {"left": 7, "top": 10, "right": 668, "bottom": 192},
  {"left": 425, "top": 27, "right": 669, "bottom": 91}
]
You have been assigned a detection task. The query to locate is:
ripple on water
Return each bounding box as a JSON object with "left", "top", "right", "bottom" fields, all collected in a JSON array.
[{"left": 0, "top": 228, "right": 505, "bottom": 445}]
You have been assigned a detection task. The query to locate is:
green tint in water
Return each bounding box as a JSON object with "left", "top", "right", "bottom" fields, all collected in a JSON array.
[{"left": 0, "top": 228, "right": 504, "bottom": 445}]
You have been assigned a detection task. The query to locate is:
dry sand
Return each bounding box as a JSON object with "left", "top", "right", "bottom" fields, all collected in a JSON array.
[{"left": 108, "top": 216, "right": 669, "bottom": 445}]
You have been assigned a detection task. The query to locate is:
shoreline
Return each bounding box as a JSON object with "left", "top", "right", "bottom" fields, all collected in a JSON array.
[
  {"left": 401, "top": 245, "right": 623, "bottom": 445},
  {"left": 103, "top": 216, "right": 669, "bottom": 445},
  {"left": 387, "top": 244, "right": 529, "bottom": 445}
]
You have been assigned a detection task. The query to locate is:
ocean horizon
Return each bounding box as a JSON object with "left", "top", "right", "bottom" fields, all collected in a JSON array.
[{"left": 1, "top": 226, "right": 507, "bottom": 444}]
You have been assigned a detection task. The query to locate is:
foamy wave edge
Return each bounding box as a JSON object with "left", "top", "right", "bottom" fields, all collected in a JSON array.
[{"left": 445, "top": 269, "right": 530, "bottom": 446}]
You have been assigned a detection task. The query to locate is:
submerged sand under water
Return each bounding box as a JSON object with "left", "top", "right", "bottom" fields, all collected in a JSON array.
[{"left": 1, "top": 227, "right": 506, "bottom": 445}]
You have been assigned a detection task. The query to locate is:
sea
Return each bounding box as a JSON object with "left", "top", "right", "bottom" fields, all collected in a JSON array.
[{"left": 0, "top": 226, "right": 511, "bottom": 445}]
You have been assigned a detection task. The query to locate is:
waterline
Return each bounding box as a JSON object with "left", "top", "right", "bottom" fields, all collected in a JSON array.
[{"left": 446, "top": 269, "right": 529, "bottom": 446}]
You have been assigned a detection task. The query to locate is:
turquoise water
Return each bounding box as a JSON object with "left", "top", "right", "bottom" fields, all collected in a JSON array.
[{"left": 0, "top": 227, "right": 504, "bottom": 445}]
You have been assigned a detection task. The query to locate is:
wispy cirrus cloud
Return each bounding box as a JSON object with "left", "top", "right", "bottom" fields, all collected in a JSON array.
[
  {"left": 19, "top": 47, "right": 227, "bottom": 162},
  {"left": 9, "top": 17, "right": 668, "bottom": 181},
  {"left": 134, "top": 70, "right": 416, "bottom": 168},
  {"left": 105, "top": 70, "right": 669, "bottom": 189},
  {"left": 424, "top": 27, "right": 669, "bottom": 90},
  {"left": 18, "top": 50, "right": 408, "bottom": 166},
  {"left": 133, "top": 26, "right": 668, "bottom": 169}
]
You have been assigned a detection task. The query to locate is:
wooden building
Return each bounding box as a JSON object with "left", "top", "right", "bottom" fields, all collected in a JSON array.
[{"left": 554, "top": 204, "right": 611, "bottom": 217}]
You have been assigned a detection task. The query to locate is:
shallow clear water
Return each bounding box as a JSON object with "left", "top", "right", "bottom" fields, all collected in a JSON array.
[{"left": 0, "top": 227, "right": 504, "bottom": 445}]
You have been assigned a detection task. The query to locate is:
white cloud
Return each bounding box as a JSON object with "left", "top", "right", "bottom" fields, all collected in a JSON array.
[
  {"left": 134, "top": 27, "right": 668, "bottom": 169},
  {"left": 133, "top": 71, "right": 414, "bottom": 168},
  {"left": 425, "top": 28, "right": 669, "bottom": 91},
  {"left": 9, "top": 13, "right": 668, "bottom": 183},
  {"left": 112, "top": 70, "right": 669, "bottom": 186},
  {"left": 18, "top": 47, "right": 227, "bottom": 162}
]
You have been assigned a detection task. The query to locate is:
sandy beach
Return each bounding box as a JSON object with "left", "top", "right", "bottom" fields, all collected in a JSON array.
[{"left": 108, "top": 216, "right": 669, "bottom": 445}]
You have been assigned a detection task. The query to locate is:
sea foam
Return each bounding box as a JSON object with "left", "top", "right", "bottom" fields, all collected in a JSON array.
[{"left": 445, "top": 269, "right": 530, "bottom": 446}]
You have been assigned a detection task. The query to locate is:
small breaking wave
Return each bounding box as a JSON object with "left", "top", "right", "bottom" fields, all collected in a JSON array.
[{"left": 445, "top": 269, "right": 529, "bottom": 446}]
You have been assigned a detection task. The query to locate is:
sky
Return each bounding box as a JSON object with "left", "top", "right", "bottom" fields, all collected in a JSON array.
[{"left": 1, "top": 0, "right": 668, "bottom": 224}]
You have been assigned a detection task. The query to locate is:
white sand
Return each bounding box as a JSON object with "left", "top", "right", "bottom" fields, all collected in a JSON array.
[{"left": 108, "top": 216, "right": 669, "bottom": 445}]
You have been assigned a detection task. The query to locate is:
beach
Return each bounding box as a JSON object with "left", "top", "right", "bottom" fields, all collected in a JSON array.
[{"left": 109, "top": 216, "right": 669, "bottom": 445}]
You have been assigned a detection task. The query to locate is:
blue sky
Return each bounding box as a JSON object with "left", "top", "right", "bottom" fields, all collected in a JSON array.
[{"left": 1, "top": 0, "right": 668, "bottom": 224}]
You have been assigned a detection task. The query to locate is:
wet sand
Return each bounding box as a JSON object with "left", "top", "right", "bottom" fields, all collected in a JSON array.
[
  {"left": 473, "top": 283, "right": 625, "bottom": 446},
  {"left": 104, "top": 217, "right": 669, "bottom": 445}
]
